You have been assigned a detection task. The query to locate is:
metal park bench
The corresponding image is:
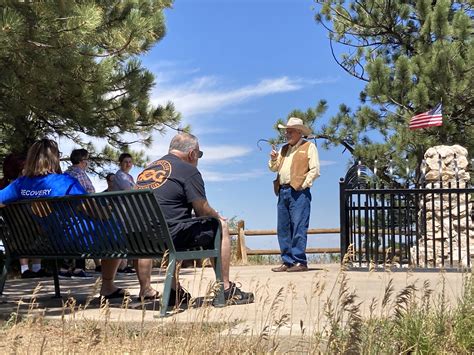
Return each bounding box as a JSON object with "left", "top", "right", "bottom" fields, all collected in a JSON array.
[{"left": 0, "top": 189, "right": 224, "bottom": 317}]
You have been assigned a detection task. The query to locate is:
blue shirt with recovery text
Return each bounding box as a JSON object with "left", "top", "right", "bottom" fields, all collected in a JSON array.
[{"left": 0, "top": 174, "right": 86, "bottom": 204}]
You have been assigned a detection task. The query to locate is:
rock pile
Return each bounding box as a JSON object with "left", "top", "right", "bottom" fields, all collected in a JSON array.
[{"left": 415, "top": 145, "right": 473, "bottom": 267}]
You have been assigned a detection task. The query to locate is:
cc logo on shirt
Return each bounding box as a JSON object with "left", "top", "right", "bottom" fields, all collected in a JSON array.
[{"left": 137, "top": 160, "right": 172, "bottom": 189}]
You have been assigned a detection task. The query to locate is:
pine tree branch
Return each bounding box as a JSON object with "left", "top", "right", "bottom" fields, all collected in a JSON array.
[
  {"left": 329, "top": 39, "right": 369, "bottom": 82},
  {"left": 81, "top": 32, "right": 135, "bottom": 58},
  {"left": 386, "top": 96, "right": 412, "bottom": 112},
  {"left": 26, "top": 40, "right": 54, "bottom": 48},
  {"left": 312, "top": 133, "right": 355, "bottom": 154},
  {"left": 104, "top": 90, "right": 130, "bottom": 103}
]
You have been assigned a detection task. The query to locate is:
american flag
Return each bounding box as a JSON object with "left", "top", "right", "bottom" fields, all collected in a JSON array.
[{"left": 409, "top": 103, "right": 443, "bottom": 130}]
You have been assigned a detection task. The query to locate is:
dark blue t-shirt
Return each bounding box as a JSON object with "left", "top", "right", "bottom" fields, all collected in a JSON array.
[
  {"left": 0, "top": 174, "right": 86, "bottom": 203},
  {"left": 136, "top": 154, "right": 206, "bottom": 235}
]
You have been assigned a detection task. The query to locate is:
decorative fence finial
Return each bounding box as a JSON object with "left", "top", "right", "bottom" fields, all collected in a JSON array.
[
  {"left": 438, "top": 153, "right": 442, "bottom": 183},
  {"left": 421, "top": 159, "right": 427, "bottom": 183},
  {"left": 453, "top": 153, "right": 459, "bottom": 181},
  {"left": 405, "top": 155, "right": 409, "bottom": 178},
  {"left": 388, "top": 155, "right": 393, "bottom": 176}
]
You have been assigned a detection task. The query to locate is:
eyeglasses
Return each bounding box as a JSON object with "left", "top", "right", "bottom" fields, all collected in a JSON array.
[{"left": 190, "top": 149, "right": 203, "bottom": 159}]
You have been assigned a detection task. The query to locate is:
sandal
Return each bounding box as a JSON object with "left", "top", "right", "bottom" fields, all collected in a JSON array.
[
  {"left": 101, "top": 288, "right": 128, "bottom": 300},
  {"left": 136, "top": 291, "right": 160, "bottom": 302}
]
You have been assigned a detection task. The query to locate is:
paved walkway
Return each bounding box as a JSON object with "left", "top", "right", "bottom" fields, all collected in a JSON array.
[{"left": 0, "top": 264, "right": 467, "bottom": 335}]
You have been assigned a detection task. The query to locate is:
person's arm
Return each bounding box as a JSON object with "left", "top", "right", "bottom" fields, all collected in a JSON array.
[
  {"left": 66, "top": 179, "right": 87, "bottom": 196},
  {"left": 268, "top": 146, "right": 281, "bottom": 172},
  {"left": 191, "top": 199, "right": 220, "bottom": 219},
  {"left": 302, "top": 143, "right": 321, "bottom": 189},
  {"left": 0, "top": 180, "right": 20, "bottom": 205},
  {"left": 82, "top": 174, "right": 96, "bottom": 194}
]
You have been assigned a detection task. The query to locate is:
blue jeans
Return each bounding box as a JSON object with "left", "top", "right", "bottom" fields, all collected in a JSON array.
[{"left": 277, "top": 186, "right": 311, "bottom": 265}]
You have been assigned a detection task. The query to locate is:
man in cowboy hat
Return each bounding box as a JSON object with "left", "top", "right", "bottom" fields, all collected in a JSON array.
[{"left": 268, "top": 117, "right": 320, "bottom": 272}]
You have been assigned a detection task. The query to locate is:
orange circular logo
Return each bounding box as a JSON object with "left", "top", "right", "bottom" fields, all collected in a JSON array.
[{"left": 137, "top": 160, "right": 172, "bottom": 189}]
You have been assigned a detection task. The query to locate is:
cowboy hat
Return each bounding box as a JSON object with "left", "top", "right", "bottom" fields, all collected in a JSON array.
[{"left": 277, "top": 117, "right": 312, "bottom": 136}]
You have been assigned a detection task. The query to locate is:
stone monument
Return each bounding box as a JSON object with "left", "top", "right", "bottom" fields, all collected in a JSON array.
[{"left": 415, "top": 145, "right": 473, "bottom": 267}]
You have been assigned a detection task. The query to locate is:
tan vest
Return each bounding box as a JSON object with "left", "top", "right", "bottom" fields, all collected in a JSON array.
[{"left": 273, "top": 141, "right": 310, "bottom": 195}]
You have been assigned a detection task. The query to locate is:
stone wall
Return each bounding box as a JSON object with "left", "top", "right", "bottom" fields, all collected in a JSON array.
[{"left": 414, "top": 145, "right": 473, "bottom": 267}]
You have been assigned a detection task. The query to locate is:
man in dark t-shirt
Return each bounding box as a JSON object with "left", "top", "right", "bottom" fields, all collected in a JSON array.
[{"left": 136, "top": 132, "right": 254, "bottom": 307}]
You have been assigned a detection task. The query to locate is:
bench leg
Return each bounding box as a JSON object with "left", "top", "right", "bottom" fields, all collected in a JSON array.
[
  {"left": 52, "top": 259, "right": 61, "bottom": 298},
  {"left": 212, "top": 255, "right": 225, "bottom": 307},
  {"left": 0, "top": 257, "right": 11, "bottom": 295},
  {"left": 159, "top": 256, "right": 176, "bottom": 317}
]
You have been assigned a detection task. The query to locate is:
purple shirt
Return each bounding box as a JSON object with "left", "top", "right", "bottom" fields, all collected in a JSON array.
[{"left": 113, "top": 169, "right": 135, "bottom": 191}]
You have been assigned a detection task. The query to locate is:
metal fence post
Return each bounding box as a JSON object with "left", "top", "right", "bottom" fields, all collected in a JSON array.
[{"left": 339, "top": 178, "right": 348, "bottom": 263}]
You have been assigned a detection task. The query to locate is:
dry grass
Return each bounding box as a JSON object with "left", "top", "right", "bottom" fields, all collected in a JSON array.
[{"left": 0, "top": 264, "right": 472, "bottom": 353}]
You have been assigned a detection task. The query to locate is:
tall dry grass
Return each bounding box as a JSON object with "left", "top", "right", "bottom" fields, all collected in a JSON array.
[{"left": 0, "top": 265, "right": 472, "bottom": 354}]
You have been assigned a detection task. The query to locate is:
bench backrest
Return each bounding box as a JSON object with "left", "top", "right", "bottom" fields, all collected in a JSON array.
[{"left": 0, "top": 189, "right": 175, "bottom": 259}]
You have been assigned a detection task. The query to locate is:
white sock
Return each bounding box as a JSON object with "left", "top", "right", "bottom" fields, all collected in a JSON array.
[
  {"left": 21, "top": 265, "right": 29, "bottom": 274},
  {"left": 32, "top": 264, "right": 41, "bottom": 272}
]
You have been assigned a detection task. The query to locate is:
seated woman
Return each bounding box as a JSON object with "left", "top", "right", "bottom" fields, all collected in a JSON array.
[
  {"left": 0, "top": 138, "right": 124, "bottom": 299},
  {"left": 0, "top": 152, "right": 51, "bottom": 279}
]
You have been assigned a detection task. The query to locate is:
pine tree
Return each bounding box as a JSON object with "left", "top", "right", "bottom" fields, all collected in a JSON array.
[
  {"left": 310, "top": 0, "right": 473, "bottom": 183},
  {"left": 0, "top": 1, "right": 180, "bottom": 164}
]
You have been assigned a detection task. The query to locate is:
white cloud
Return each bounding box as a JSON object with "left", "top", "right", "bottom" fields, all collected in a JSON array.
[
  {"left": 151, "top": 75, "right": 331, "bottom": 118},
  {"left": 320, "top": 160, "right": 337, "bottom": 166},
  {"left": 200, "top": 145, "right": 252, "bottom": 163},
  {"left": 201, "top": 168, "right": 267, "bottom": 182},
  {"left": 53, "top": 66, "right": 337, "bottom": 183},
  {"left": 193, "top": 126, "right": 230, "bottom": 136}
]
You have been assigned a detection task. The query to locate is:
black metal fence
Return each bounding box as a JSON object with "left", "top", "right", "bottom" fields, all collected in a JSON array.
[{"left": 340, "top": 179, "right": 473, "bottom": 270}]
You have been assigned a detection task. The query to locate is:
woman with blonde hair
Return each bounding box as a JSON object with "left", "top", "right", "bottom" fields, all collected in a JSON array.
[{"left": 0, "top": 138, "right": 125, "bottom": 299}]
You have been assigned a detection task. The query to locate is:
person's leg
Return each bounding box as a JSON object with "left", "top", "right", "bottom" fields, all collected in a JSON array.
[
  {"left": 118, "top": 259, "right": 128, "bottom": 270},
  {"left": 20, "top": 258, "right": 50, "bottom": 278},
  {"left": 94, "top": 259, "right": 102, "bottom": 272},
  {"left": 217, "top": 218, "right": 253, "bottom": 304},
  {"left": 60, "top": 259, "right": 73, "bottom": 275},
  {"left": 277, "top": 187, "right": 294, "bottom": 265},
  {"left": 133, "top": 259, "right": 157, "bottom": 298},
  {"left": 75, "top": 259, "right": 86, "bottom": 270},
  {"left": 289, "top": 189, "right": 311, "bottom": 265},
  {"left": 219, "top": 218, "right": 231, "bottom": 290},
  {"left": 30, "top": 258, "right": 42, "bottom": 272},
  {"left": 19, "top": 258, "right": 29, "bottom": 274},
  {"left": 100, "top": 259, "right": 121, "bottom": 296},
  {"left": 181, "top": 218, "right": 230, "bottom": 289}
]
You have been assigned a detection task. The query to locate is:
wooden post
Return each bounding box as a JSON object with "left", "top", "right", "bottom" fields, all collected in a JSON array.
[{"left": 237, "top": 220, "right": 248, "bottom": 264}]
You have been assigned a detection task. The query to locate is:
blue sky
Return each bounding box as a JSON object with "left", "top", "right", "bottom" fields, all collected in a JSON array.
[{"left": 65, "top": 0, "right": 366, "bottom": 248}]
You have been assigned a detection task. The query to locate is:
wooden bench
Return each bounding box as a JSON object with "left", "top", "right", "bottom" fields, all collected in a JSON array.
[{"left": 0, "top": 189, "right": 224, "bottom": 317}]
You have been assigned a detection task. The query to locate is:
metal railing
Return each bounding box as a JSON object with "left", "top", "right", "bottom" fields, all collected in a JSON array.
[{"left": 340, "top": 179, "right": 473, "bottom": 270}]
